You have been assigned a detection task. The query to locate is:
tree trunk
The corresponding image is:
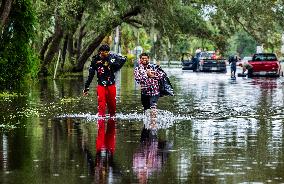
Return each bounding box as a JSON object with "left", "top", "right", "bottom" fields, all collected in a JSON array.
[
  {"left": 61, "top": 34, "right": 68, "bottom": 70},
  {"left": 76, "top": 24, "right": 86, "bottom": 61},
  {"left": 0, "top": 0, "right": 12, "bottom": 30},
  {"left": 72, "top": 33, "right": 107, "bottom": 72},
  {"left": 40, "top": 36, "right": 53, "bottom": 61},
  {"left": 72, "top": 6, "right": 142, "bottom": 72},
  {"left": 67, "top": 34, "right": 74, "bottom": 64},
  {"left": 40, "top": 21, "right": 64, "bottom": 76},
  {"left": 68, "top": 7, "right": 84, "bottom": 65}
]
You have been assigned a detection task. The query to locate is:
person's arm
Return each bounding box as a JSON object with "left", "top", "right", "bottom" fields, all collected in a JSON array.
[
  {"left": 110, "top": 53, "right": 127, "bottom": 72},
  {"left": 228, "top": 56, "right": 232, "bottom": 64},
  {"left": 134, "top": 66, "right": 148, "bottom": 85},
  {"left": 242, "top": 66, "right": 247, "bottom": 74},
  {"left": 83, "top": 58, "right": 97, "bottom": 95}
]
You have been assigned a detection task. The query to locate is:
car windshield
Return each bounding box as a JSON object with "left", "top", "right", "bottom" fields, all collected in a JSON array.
[
  {"left": 252, "top": 54, "right": 277, "bottom": 61},
  {"left": 200, "top": 52, "right": 214, "bottom": 59},
  {"left": 242, "top": 57, "right": 252, "bottom": 61}
]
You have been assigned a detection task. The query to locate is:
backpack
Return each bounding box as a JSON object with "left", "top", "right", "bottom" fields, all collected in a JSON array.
[
  {"left": 229, "top": 55, "right": 237, "bottom": 64},
  {"left": 155, "top": 66, "right": 174, "bottom": 97},
  {"left": 159, "top": 76, "right": 174, "bottom": 97}
]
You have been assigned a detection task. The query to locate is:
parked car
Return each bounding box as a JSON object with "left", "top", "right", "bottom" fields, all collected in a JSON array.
[
  {"left": 240, "top": 53, "right": 281, "bottom": 77},
  {"left": 279, "top": 58, "right": 284, "bottom": 76},
  {"left": 182, "top": 51, "right": 226, "bottom": 72},
  {"left": 181, "top": 54, "right": 195, "bottom": 70},
  {"left": 199, "top": 51, "right": 227, "bottom": 72}
]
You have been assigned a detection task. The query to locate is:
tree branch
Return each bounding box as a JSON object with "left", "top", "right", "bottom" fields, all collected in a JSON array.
[
  {"left": 0, "top": 0, "right": 12, "bottom": 30},
  {"left": 124, "top": 18, "right": 143, "bottom": 28},
  {"left": 121, "top": 6, "right": 141, "bottom": 20},
  {"left": 233, "top": 16, "right": 261, "bottom": 43}
]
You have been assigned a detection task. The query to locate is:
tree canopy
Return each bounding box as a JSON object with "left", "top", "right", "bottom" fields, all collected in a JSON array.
[
  {"left": 0, "top": 0, "right": 284, "bottom": 84},
  {"left": 0, "top": 0, "right": 39, "bottom": 88}
]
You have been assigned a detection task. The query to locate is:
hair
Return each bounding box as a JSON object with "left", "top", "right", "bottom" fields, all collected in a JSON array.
[
  {"left": 139, "top": 53, "right": 149, "bottom": 59},
  {"left": 98, "top": 44, "right": 110, "bottom": 52}
]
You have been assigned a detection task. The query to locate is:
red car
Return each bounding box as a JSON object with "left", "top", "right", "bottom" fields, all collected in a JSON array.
[{"left": 245, "top": 53, "right": 281, "bottom": 77}]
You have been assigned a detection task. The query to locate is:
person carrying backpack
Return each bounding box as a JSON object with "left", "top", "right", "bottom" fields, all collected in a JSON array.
[
  {"left": 83, "top": 44, "right": 127, "bottom": 118},
  {"left": 229, "top": 53, "right": 241, "bottom": 78},
  {"left": 134, "top": 53, "right": 166, "bottom": 112}
]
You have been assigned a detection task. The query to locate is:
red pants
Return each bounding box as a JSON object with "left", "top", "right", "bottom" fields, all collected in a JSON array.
[
  {"left": 97, "top": 84, "right": 116, "bottom": 117},
  {"left": 96, "top": 118, "right": 116, "bottom": 154}
]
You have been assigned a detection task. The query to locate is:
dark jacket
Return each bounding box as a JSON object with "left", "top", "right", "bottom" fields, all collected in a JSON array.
[
  {"left": 84, "top": 53, "right": 126, "bottom": 89},
  {"left": 229, "top": 55, "right": 239, "bottom": 66}
]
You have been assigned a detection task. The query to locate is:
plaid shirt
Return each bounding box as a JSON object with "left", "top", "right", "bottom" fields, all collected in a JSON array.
[{"left": 134, "top": 64, "right": 165, "bottom": 96}]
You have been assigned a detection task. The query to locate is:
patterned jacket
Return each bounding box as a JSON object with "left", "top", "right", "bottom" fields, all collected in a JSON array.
[
  {"left": 84, "top": 53, "right": 126, "bottom": 89},
  {"left": 134, "top": 63, "right": 165, "bottom": 96}
]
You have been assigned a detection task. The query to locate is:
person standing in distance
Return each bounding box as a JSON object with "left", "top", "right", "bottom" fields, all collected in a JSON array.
[
  {"left": 229, "top": 53, "right": 241, "bottom": 78},
  {"left": 193, "top": 47, "right": 202, "bottom": 71},
  {"left": 83, "top": 44, "right": 127, "bottom": 118},
  {"left": 134, "top": 53, "right": 165, "bottom": 112}
]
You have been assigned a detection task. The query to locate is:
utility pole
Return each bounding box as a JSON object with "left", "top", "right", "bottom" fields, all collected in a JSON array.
[
  {"left": 134, "top": 29, "right": 143, "bottom": 67},
  {"left": 168, "top": 41, "right": 172, "bottom": 67},
  {"left": 153, "top": 33, "right": 157, "bottom": 64},
  {"left": 281, "top": 32, "right": 284, "bottom": 56},
  {"left": 114, "top": 26, "right": 120, "bottom": 54}
]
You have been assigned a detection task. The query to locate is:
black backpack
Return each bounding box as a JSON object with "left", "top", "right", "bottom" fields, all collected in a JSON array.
[
  {"left": 229, "top": 55, "right": 237, "bottom": 64},
  {"left": 149, "top": 64, "right": 174, "bottom": 97}
]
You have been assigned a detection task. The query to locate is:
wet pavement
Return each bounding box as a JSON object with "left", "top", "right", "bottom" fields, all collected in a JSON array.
[{"left": 1, "top": 66, "right": 284, "bottom": 183}]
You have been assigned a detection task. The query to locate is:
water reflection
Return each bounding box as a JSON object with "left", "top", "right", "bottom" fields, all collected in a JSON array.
[
  {"left": 2, "top": 68, "right": 284, "bottom": 183},
  {"left": 73, "top": 118, "right": 120, "bottom": 183},
  {"left": 251, "top": 78, "right": 278, "bottom": 89},
  {"left": 0, "top": 134, "right": 8, "bottom": 171},
  {"left": 93, "top": 118, "right": 117, "bottom": 183},
  {"left": 133, "top": 114, "right": 172, "bottom": 184}
]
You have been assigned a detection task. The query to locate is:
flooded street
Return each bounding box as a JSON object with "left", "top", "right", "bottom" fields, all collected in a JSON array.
[{"left": 1, "top": 66, "right": 284, "bottom": 183}]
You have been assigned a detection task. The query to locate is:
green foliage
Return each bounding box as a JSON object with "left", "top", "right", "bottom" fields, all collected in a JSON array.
[
  {"left": 3, "top": 0, "right": 283, "bottom": 79},
  {"left": 174, "top": 36, "right": 191, "bottom": 54},
  {"left": 208, "top": 0, "right": 284, "bottom": 46},
  {"left": 124, "top": 53, "right": 135, "bottom": 67},
  {"left": 0, "top": 92, "right": 23, "bottom": 99},
  {"left": 0, "top": 0, "right": 39, "bottom": 88},
  {"left": 120, "top": 24, "right": 136, "bottom": 52},
  {"left": 226, "top": 31, "right": 257, "bottom": 57}
]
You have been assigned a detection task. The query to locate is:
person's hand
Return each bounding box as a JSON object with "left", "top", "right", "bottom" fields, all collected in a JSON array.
[
  {"left": 121, "top": 55, "right": 127, "bottom": 62},
  {"left": 146, "top": 69, "right": 156, "bottom": 78},
  {"left": 83, "top": 88, "right": 89, "bottom": 96}
]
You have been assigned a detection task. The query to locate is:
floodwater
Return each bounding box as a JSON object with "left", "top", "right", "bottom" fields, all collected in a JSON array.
[{"left": 1, "top": 66, "right": 284, "bottom": 184}]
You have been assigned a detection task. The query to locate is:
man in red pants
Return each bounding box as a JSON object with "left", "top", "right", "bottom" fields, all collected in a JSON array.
[
  {"left": 96, "top": 118, "right": 116, "bottom": 156},
  {"left": 83, "top": 44, "right": 126, "bottom": 118},
  {"left": 94, "top": 118, "right": 116, "bottom": 181}
]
